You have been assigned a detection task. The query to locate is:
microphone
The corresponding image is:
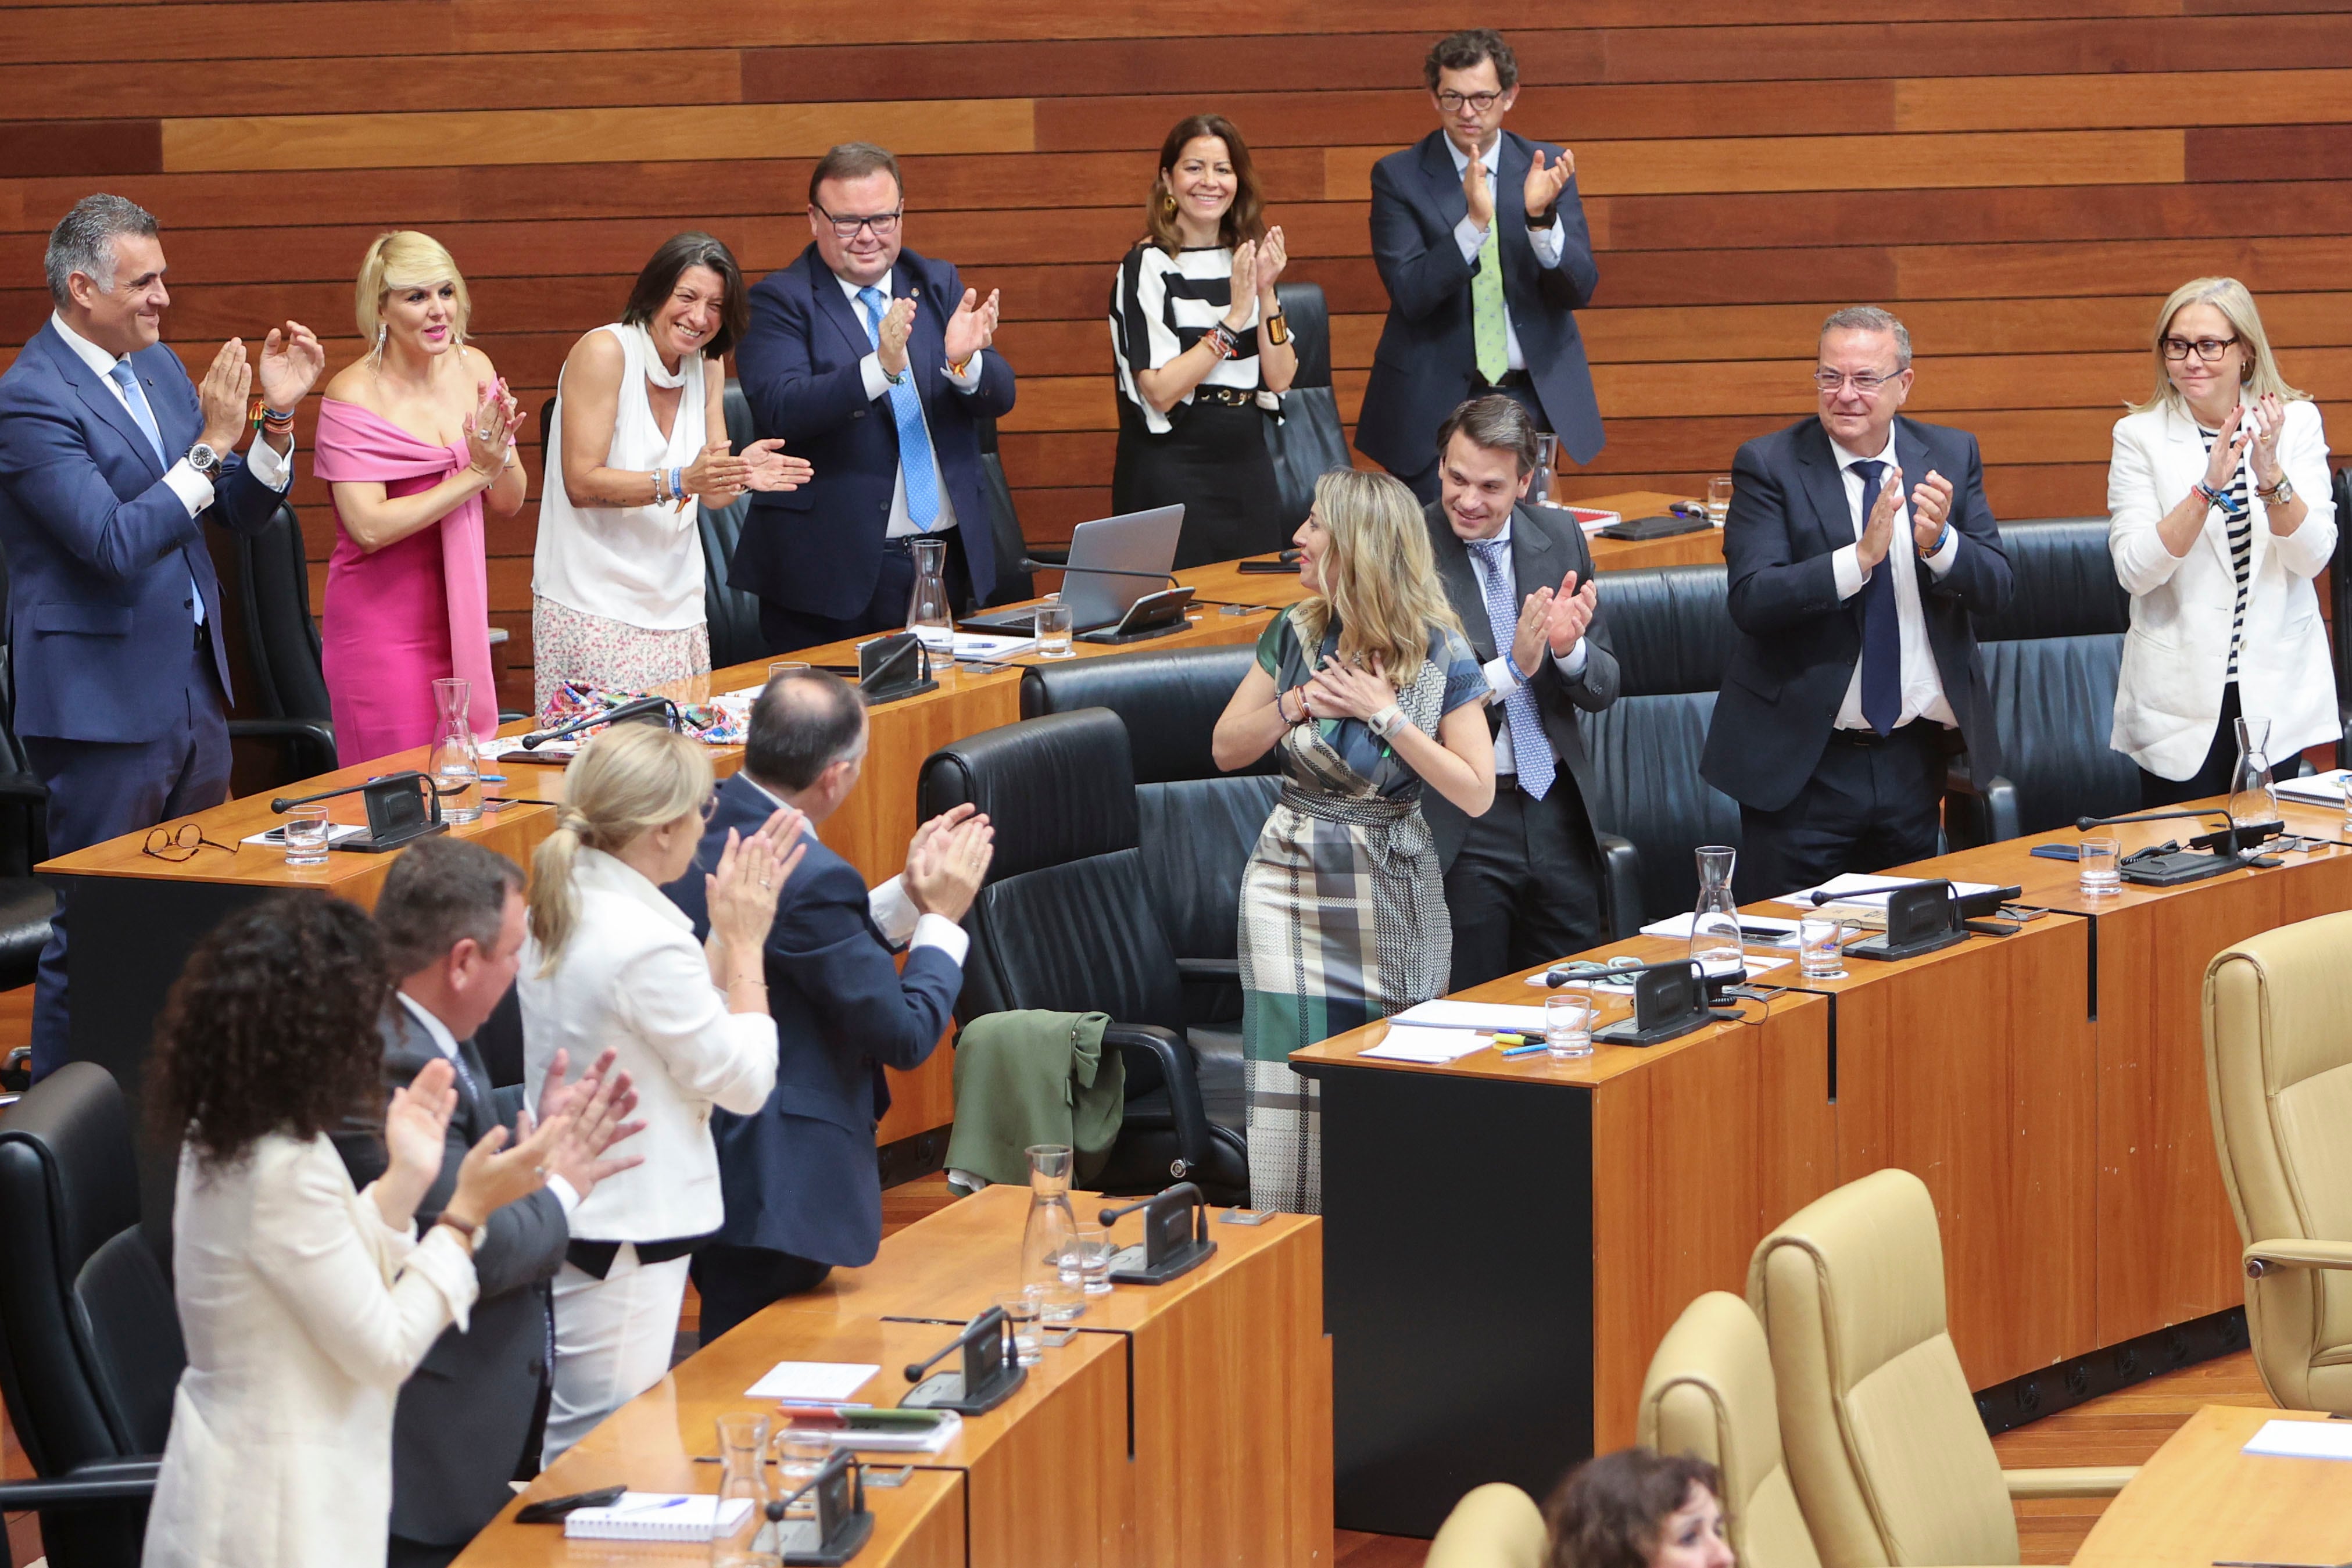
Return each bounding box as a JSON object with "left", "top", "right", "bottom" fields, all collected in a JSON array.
[
  {"left": 269, "top": 771, "right": 425, "bottom": 816},
  {"left": 903, "top": 1312, "right": 1001, "bottom": 1386},
  {"left": 520, "top": 695, "right": 679, "bottom": 750},
  {"left": 2077, "top": 807, "right": 2283, "bottom": 857},
  {"left": 1807, "top": 883, "right": 2020, "bottom": 918},
  {"left": 1018, "top": 558, "right": 1181, "bottom": 585}
]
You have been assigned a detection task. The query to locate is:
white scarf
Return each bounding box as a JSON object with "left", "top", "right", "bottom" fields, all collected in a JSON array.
[{"left": 628, "top": 321, "right": 688, "bottom": 389}]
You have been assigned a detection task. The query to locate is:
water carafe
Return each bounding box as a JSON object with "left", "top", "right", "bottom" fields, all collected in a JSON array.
[
  {"left": 905, "top": 536, "right": 953, "bottom": 656},
  {"left": 710, "top": 1410, "right": 772, "bottom": 1558},
  {"left": 425, "top": 676, "right": 484, "bottom": 825},
  {"left": 1019, "top": 1143, "right": 1083, "bottom": 1322},
  {"left": 2228, "top": 714, "right": 2278, "bottom": 838},
  {"left": 1529, "top": 431, "right": 1559, "bottom": 507},
  {"left": 1688, "top": 844, "right": 1744, "bottom": 980}
]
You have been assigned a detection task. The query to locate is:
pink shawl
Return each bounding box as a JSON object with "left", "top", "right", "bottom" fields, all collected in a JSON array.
[{"left": 313, "top": 398, "right": 498, "bottom": 739}]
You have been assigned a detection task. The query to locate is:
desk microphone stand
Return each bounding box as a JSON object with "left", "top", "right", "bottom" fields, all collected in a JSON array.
[
  {"left": 900, "top": 1305, "right": 1026, "bottom": 1415},
  {"left": 1098, "top": 1183, "right": 1218, "bottom": 1285}
]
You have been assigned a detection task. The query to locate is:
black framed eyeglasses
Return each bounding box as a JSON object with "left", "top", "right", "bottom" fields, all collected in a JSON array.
[
  {"left": 1434, "top": 90, "right": 1505, "bottom": 112},
  {"left": 141, "top": 822, "right": 241, "bottom": 862},
  {"left": 2161, "top": 335, "right": 2240, "bottom": 363},
  {"left": 812, "top": 204, "right": 903, "bottom": 240}
]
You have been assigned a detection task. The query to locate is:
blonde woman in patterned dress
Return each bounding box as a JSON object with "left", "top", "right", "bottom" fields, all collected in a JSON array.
[
  {"left": 531, "top": 233, "right": 811, "bottom": 713},
  {"left": 1211, "top": 467, "right": 1495, "bottom": 1213}
]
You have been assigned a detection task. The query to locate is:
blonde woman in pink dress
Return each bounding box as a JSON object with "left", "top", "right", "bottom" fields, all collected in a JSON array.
[{"left": 316, "top": 232, "right": 525, "bottom": 764}]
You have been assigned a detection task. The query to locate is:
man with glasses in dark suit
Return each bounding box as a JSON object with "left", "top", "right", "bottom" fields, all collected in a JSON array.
[
  {"left": 1355, "top": 29, "right": 1602, "bottom": 506},
  {"left": 733, "top": 142, "right": 1016, "bottom": 653}
]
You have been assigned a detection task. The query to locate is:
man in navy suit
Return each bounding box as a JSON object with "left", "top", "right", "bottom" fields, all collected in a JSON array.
[
  {"left": 1355, "top": 30, "right": 1602, "bottom": 505},
  {"left": 668, "top": 670, "right": 993, "bottom": 1343},
  {"left": 0, "top": 194, "right": 323, "bottom": 1078},
  {"left": 734, "top": 142, "right": 1018, "bottom": 653},
  {"left": 1699, "top": 307, "right": 2014, "bottom": 902}
]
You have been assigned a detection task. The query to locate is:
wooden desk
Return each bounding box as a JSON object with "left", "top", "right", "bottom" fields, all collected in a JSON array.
[
  {"left": 1289, "top": 969, "right": 1834, "bottom": 1536},
  {"left": 456, "top": 1312, "right": 1127, "bottom": 1568},
  {"left": 2071, "top": 1404, "right": 2352, "bottom": 1566},
  {"left": 773, "top": 1186, "right": 1333, "bottom": 1568}
]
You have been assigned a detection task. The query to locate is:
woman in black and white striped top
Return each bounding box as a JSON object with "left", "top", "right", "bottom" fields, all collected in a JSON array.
[
  {"left": 1109, "top": 113, "right": 1298, "bottom": 568},
  {"left": 2107, "top": 277, "right": 2339, "bottom": 807}
]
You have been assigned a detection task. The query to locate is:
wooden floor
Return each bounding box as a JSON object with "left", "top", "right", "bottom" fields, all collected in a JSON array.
[{"left": 0, "top": 1163, "right": 2281, "bottom": 1566}]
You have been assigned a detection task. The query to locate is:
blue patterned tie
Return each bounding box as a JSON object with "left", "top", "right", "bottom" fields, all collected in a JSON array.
[
  {"left": 1465, "top": 536, "right": 1555, "bottom": 800},
  {"left": 856, "top": 286, "right": 940, "bottom": 529},
  {"left": 110, "top": 359, "right": 204, "bottom": 628},
  {"left": 1851, "top": 459, "right": 1900, "bottom": 735}
]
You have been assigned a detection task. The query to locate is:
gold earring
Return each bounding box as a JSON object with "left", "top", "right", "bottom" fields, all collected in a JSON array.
[{"left": 1161, "top": 189, "right": 1177, "bottom": 215}]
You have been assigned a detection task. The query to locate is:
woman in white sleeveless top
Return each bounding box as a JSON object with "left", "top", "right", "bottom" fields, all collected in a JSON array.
[{"left": 531, "top": 233, "right": 810, "bottom": 713}]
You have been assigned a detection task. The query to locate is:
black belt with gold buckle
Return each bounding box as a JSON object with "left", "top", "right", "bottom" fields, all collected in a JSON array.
[{"left": 1195, "top": 386, "right": 1258, "bottom": 407}]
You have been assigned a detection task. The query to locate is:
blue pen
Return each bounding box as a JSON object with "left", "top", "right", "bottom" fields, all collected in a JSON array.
[
  {"left": 1499, "top": 1041, "right": 1549, "bottom": 1058},
  {"left": 614, "top": 1495, "right": 689, "bottom": 1514}
]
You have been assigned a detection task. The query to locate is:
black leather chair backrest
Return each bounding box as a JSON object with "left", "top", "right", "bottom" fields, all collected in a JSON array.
[
  {"left": 1019, "top": 645, "right": 1275, "bottom": 782},
  {"left": 917, "top": 710, "right": 1187, "bottom": 1036},
  {"left": 1266, "top": 282, "right": 1350, "bottom": 529},
  {"left": 975, "top": 414, "right": 1034, "bottom": 607},
  {"left": 1981, "top": 633, "right": 2139, "bottom": 834},
  {"left": 0, "top": 1063, "right": 185, "bottom": 1477},
  {"left": 1595, "top": 564, "right": 1735, "bottom": 698},
  {"left": 699, "top": 380, "right": 768, "bottom": 671},
  {"left": 1576, "top": 566, "right": 1743, "bottom": 922},
  {"left": 1970, "top": 517, "right": 2128, "bottom": 643},
  {"left": 234, "top": 501, "right": 332, "bottom": 724},
  {"left": 1275, "top": 281, "right": 1333, "bottom": 390}
]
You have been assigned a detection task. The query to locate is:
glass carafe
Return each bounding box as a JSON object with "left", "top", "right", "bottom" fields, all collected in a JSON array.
[
  {"left": 1530, "top": 431, "right": 1559, "bottom": 506},
  {"left": 711, "top": 1410, "right": 772, "bottom": 1559},
  {"left": 905, "top": 536, "right": 953, "bottom": 656},
  {"left": 1020, "top": 1143, "right": 1083, "bottom": 1322},
  {"left": 425, "top": 676, "right": 483, "bottom": 825},
  {"left": 2228, "top": 714, "right": 2278, "bottom": 839},
  {"left": 1688, "top": 844, "right": 1745, "bottom": 980}
]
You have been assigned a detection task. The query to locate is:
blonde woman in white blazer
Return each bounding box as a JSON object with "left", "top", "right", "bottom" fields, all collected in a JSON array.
[
  {"left": 2108, "top": 276, "right": 2338, "bottom": 805},
  {"left": 520, "top": 721, "right": 804, "bottom": 1459},
  {"left": 142, "top": 896, "right": 563, "bottom": 1568}
]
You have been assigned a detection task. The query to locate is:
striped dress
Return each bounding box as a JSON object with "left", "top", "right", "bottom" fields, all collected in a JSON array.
[
  {"left": 2197, "top": 423, "right": 2254, "bottom": 681},
  {"left": 1237, "top": 608, "right": 1487, "bottom": 1214}
]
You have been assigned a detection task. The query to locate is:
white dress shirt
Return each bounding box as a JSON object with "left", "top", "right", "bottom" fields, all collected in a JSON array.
[
  {"left": 395, "top": 991, "right": 578, "bottom": 1216},
  {"left": 1826, "top": 427, "right": 1960, "bottom": 731},
  {"left": 835, "top": 269, "right": 986, "bottom": 539},
  {"left": 1463, "top": 516, "right": 1588, "bottom": 775},
  {"left": 1442, "top": 138, "right": 1566, "bottom": 375},
  {"left": 743, "top": 775, "right": 973, "bottom": 968},
  {"left": 50, "top": 311, "right": 293, "bottom": 627}
]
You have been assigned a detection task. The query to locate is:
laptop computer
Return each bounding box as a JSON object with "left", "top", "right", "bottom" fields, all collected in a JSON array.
[{"left": 959, "top": 504, "right": 1184, "bottom": 634}]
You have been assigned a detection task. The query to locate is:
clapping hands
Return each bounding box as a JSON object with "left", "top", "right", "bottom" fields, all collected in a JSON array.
[
  {"left": 943, "top": 287, "right": 1000, "bottom": 367},
  {"left": 905, "top": 802, "right": 994, "bottom": 925},
  {"left": 464, "top": 377, "right": 521, "bottom": 479},
  {"left": 256, "top": 320, "right": 325, "bottom": 411},
  {"left": 1524, "top": 148, "right": 1574, "bottom": 219}
]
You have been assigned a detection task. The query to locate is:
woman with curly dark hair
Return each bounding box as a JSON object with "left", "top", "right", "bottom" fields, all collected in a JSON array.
[
  {"left": 141, "top": 894, "right": 566, "bottom": 1568},
  {"left": 1544, "top": 1448, "right": 1733, "bottom": 1568}
]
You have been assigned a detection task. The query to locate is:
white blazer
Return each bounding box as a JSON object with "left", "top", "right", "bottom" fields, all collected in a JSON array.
[
  {"left": 2107, "top": 398, "right": 2339, "bottom": 779},
  {"left": 519, "top": 847, "right": 776, "bottom": 1243},
  {"left": 143, "top": 1134, "right": 477, "bottom": 1568}
]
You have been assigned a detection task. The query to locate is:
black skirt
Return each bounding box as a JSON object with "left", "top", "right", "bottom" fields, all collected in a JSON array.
[{"left": 1111, "top": 398, "right": 1287, "bottom": 570}]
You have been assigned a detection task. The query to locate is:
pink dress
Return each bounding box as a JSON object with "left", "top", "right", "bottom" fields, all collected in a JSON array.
[{"left": 313, "top": 399, "right": 497, "bottom": 764}]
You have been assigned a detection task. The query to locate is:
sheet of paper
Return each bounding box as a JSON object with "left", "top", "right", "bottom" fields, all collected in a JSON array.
[
  {"left": 239, "top": 822, "right": 371, "bottom": 849},
  {"left": 745, "top": 1361, "right": 879, "bottom": 1402},
  {"left": 1641, "top": 912, "right": 1803, "bottom": 946},
  {"left": 951, "top": 631, "right": 1040, "bottom": 660},
  {"left": 1357, "top": 1025, "right": 1499, "bottom": 1064},
  {"left": 2276, "top": 768, "right": 2349, "bottom": 806},
  {"left": 1771, "top": 873, "right": 2000, "bottom": 908},
  {"left": 1389, "top": 998, "right": 1555, "bottom": 1032},
  {"left": 2242, "top": 1417, "right": 2352, "bottom": 1461}
]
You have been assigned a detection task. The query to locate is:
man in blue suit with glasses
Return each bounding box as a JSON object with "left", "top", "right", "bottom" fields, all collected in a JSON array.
[{"left": 0, "top": 193, "right": 324, "bottom": 1079}]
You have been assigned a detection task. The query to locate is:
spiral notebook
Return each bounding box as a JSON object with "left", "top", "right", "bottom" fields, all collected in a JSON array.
[{"left": 561, "top": 1493, "right": 754, "bottom": 1541}]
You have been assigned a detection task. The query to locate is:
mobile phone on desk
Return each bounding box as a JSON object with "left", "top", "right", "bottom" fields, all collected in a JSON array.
[
  {"left": 2029, "top": 844, "right": 2080, "bottom": 861},
  {"left": 514, "top": 1484, "right": 627, "bottom": 1523}
]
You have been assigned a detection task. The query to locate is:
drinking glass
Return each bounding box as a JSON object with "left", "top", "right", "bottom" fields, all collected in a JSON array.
[
  {"left": 773, "top": 1424, "right": 833, "bottom": 1517},
  {"left": 767, "top": 660, "right": 810, "bottom": 683},
  {"left": 282, "top": 803, "right": 330, "bottom": 867},
  {"left": 1798, "top": 914, "right": 1850, "bottom": 979},
  {"left": 1073, "top": 1225, "right": 1115, "bottom": 1295},
  {"left": 993, "top": 1287, "right": 1043, "bottom": 1365},
  {"left": 1036, "top": 1270, "right": 1086, "bottom": 1324},
  {"left": 1035, "top": 602, "right": 1075, "bottom": 659},
  {"left": 1544, "top": 992, "right": 1594, "bottom": 1059},
  {"left": 2078, "top": 836, "right": 2122, "bottom": 897},
  {"left": 1705, "top": 476, "right": 1734, "bottom": 524}
]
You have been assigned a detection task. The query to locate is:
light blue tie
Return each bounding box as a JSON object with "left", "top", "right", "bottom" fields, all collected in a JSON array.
[
  {"left": 109, "top": 359, "right": 204, "bottom": 629},
  {"left": 856, "top": 286, "right": 941, "bottom": 529},
  {"left": 1466, "top": 536, "right": 1556, "bottom": 800}
]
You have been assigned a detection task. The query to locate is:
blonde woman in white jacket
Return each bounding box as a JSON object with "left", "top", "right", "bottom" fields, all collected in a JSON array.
[
  {"left": 2107, "top": 276, "right": 2337, "bottom": 806},
  {"left": 520, "top": 721, "right": 804, "bottom": 1458}
]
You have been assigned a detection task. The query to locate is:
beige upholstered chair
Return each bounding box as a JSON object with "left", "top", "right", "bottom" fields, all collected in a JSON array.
[
  {"left": 1424, "top": 1482, "right": 1548, "bottom": 1568},
  {"left": 1638, "top": 1290, "right": 1825, "bottom": 1568},
  {"left": 1746, "top": 1169, "right": 2132, "bottom": 1567},
  {"left": 2206, "top": 914, "right": 2352, "bottom": 1415}
]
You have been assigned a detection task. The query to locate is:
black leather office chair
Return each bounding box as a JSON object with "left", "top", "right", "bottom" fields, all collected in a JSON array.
[
  {"left": 228, "top": 501, "right": 342, "bottom": 783},
  {"left": 1018, "top": 646, "right": 1278, "bottom": 1028},
  {"left": 1578, "top": 566, "right": 1741, "bottom": 930},
  {"left": 693, "top": 380, "right": 770, "bottom": 671},
  {"left": 1265, "top": 282, "right": 1351, "bottom": 530},
  {"left": 918, "top": 710, "right": 1248, "bottom": 1203},
  {"left": 0, "top": 1063, "right": 183, "bottom": 1567},
  {"left": 975, "top": 414, "right": 1034, "bottom": 606},
  {"left": 1951, "top": 517, "right": 2139, "bottom": 842}
]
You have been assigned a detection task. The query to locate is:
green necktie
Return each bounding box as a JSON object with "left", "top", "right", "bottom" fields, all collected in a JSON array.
[{"left": 1472, "top": 220, "right": 1508, "bottom": 385}]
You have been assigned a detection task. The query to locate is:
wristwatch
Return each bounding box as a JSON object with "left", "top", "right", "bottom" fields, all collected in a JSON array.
[
  {"left": 1366, "top": 705, "right": 1407, "bottom": 740},
  {"left": 2258, "top": 474, "right": 2297, "bottom": 506},
  {"left": 186, "top": 442, "right": 223, "bottom": 481},
  {"left": 1527, "top": 205, "right": 1560, "bottom": 230}
]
